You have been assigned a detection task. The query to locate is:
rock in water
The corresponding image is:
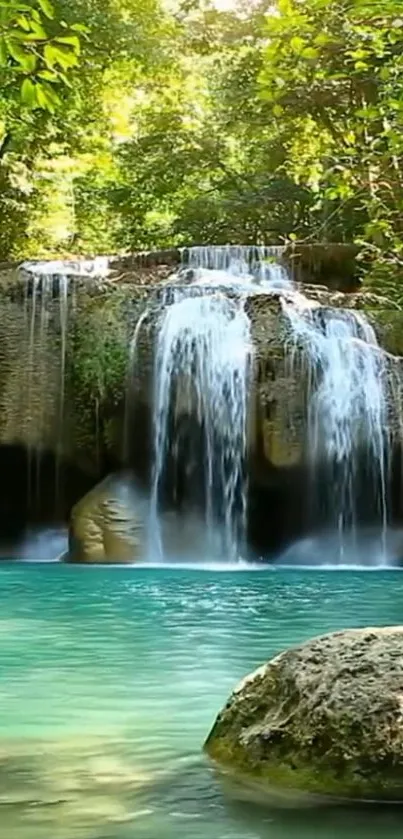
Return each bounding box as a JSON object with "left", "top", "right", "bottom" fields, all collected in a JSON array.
[
  {"left": 204, "top": 627, "right": 403, "bottom": 801},
  {"left": 68, "top": 474, "right": 146, "bottom": 563}
]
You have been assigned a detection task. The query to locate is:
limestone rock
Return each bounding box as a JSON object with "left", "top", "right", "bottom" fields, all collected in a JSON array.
[
  {"left": 68, "top": 474, "right": 146, "bottom": 563},
  {"left": 205, "top": 627, "right": 403, "bottom": 801}
]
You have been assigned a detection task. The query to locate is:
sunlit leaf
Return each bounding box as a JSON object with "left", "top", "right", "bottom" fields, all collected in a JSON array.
[
  {"left": 302, "top": 46, "right": 319, "bottom": 59},
  {"left": 54, "top": 34, "right": 81, "bottom": 53},
  {"left": 20, "top": 77, "right": 37, "bottom": 106},
  {"left": 16, "top": 15, "right": 30, "bottom": 31},
  {"left": 38, "top": 0, "right": 55, "bottom": 20},
  {"left": 7, "top": 39, "right": 35, "bottom": 70},
  {"left": 290, "top": 36, "right": 304, "bottom": 52}
]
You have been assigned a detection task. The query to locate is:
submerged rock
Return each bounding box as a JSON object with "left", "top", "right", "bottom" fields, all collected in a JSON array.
[
  {"left": 68, "top": 474, "right": 146, "bottom": 563},
  {"left": 204, "top": 627, "right": 403, "bottom": 801}
]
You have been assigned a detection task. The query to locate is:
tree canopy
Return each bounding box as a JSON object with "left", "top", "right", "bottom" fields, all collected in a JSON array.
[{"left": 1, "top": 0, "right": 402, "bottom": 293}]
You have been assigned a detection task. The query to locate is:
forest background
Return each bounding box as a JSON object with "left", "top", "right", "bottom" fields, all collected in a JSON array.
[{"left": 1, "top": 0, "right": 402, "bottom": 298}]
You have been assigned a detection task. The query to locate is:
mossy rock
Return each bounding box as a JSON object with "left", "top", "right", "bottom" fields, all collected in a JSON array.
[{"left": 205, "top": 627, "right": 403, "bottom": 802}]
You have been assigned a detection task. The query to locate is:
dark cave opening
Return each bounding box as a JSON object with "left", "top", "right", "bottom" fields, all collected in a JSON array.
[{"left": 0, "top": 444, "right": 98, "bottom": 558}]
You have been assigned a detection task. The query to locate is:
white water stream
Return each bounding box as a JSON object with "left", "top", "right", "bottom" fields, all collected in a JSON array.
[{"left": 143, "top": 245, "right": 391, "bottom": 563}]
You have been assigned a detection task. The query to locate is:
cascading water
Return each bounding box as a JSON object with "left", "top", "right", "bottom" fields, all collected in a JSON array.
[
  {"left": 142, "top": 245, "right": 293, "bottom": 560},
  {"left": 183, "top": 244, "right": 291, "bottom": 288},
  {"left": 284, "top": 301, "right": 389, "bottom": 559},
  {"left": 150, "top": 288, "right": 252, "bottom": 560},
  {"left": 133, "top": 244, "right": 393, "bottom": 566},
  {"left": 21, "top": 267, "right": 71, "bottom": 512},
  {"left": 20, "top": 258, "right": 108, "bottom": 512}
]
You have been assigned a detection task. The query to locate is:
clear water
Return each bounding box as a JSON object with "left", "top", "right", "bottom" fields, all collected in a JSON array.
[{"left": 1, "top": 564, "right": 403, "bottom": 839}]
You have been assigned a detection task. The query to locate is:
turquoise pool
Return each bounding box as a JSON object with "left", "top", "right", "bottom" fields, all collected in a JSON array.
[{"left": 1, "top": 564, "right": 403, "bottom": 838}]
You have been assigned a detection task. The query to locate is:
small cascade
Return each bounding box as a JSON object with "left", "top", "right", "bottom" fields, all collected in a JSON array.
[
  {"left": 21, "top": 268, "right": 71, "bottom": 513},
  {"left": 284, "top": 301, "right": 390, "bottom": 556},
  {"left": 20, "top": 258, "right": 106, "bottom": 514},
  {"left": 182, "top": 244, "right": 291, "bottom": 289},
  {"left": 134, "top": 246, "right": 291, "bottom": 560},
  {"left": 150, "top": 289, "right": 252, "bottom": 559}
]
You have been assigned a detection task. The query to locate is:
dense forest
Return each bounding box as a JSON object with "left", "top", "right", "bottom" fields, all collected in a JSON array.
[{"left": 1, "top": 0, "right": 403, "bottom": 294}]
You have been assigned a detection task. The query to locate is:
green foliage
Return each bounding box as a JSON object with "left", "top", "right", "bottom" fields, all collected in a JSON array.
[
  {"left": 0, "top": 0, "right": 84, "bottom": 111},
  {"left": 67, "top": 291, "right": 129, "bottom": 469},
  {"left": 256, "top": 0, "right": 403, "bottom": 284},
  {"left": 0, "top": 0, "right": 403, "bottom": 300}
]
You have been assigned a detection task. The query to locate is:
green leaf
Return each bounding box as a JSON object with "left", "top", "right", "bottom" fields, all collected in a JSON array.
[
  {"left": 0, "top": 38, "right": 7, "bottom": 66},
  {"left": 70, "top": 23, "right": 89, "bottom": 33},
  {"left": 0, "top": 2, "right": 31, "bottom": 9},
  {"left": 43, "top": 43, "right": 60, "bottom": 66},
  {"left": 35, "top": 83, "right": 57, "bottom": 110},
  {"left": 27, "top": 20, "right": 48, "bottom": 39},
  {"left": 7, "top": 39, "right": 35, "bottom": 70},
  {"left": 16, "top": 15, "right": 30, "bottom": 31},
  {"left": 21, "top": 77, "right": 37, "bottom": 106},
  {"left": 273, "top": 103, "right": 284, "bottom": 116},
  {"left": 24, "top": 52, "right": 37, "bottom": 72},
  {"left": 38, "top": 0, "right": 54, "bottom": 19},
  {"left": 302, "top": 47, "right": 319, "bottom": 59},
  {"left": 41, "top": 81, "right": 61, "bottom": 107},
  {"left": 54, "top": 34, "right": 81, "bottom": 53},
  {"left": 44, "top": 42, "right": 79, "bottom": 70},
  {"left": 290, "top": 36, "right": 304, "bottom": 53},
  {"left": 37, "top": 69, "right": 57, "bottom": 81}
]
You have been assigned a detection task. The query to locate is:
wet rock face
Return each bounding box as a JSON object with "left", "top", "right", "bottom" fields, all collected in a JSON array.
[
  {"left": 0, "top": 256, "right": 403, "bottom": 549},
  {"left": 205, "top": 627, "right": 403, "bottom": 801}
]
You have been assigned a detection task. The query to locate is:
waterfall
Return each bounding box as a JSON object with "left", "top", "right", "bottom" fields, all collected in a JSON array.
[
  {"left": 20, "top": 258, "right": 107, "bottom": 513},
  {"left": 21, "top": 267, "right": 71, "bottom": 512},
  {"left": 128, "top": 244, "right": 393, "bottom": 565},
  {"left": 284, "top": 300, "right": 389, "bottom": 557},
  {"left": 149, "top": 286, "right": 252, "bottom": 560},
  {"left": 182, "top": 244, "right": 291, "bottom": 289}
]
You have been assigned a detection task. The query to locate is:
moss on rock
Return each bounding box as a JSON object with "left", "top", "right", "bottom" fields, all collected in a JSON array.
[
  {"left": 205, "top": 627, "right": 403, "bottom": 801},
  {"left": 66, "top": 289, "right": 130, "bottom": 473}
]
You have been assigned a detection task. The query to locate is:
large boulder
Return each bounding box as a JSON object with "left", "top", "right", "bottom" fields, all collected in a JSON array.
[
  {"left": 68, "top": 474, "right": 146, "bottom": 563},
  {"left": 205, "top": 627, "right": 403, "bottom": 801}
]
